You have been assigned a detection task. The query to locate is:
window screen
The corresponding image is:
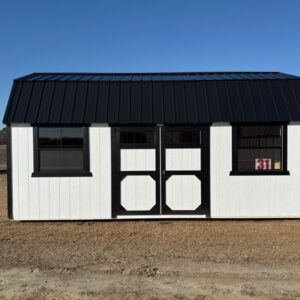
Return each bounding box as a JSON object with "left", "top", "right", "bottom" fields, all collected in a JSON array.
[
  {"left": 37, "top": 127, "right": 87, "bottom": 172},
  {"left": 235, "top": 125, "right": 284, "bottom": 171}
]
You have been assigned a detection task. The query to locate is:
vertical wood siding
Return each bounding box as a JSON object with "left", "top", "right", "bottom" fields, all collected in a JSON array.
[
  {"left": 210, "top": 124, "right": 300, "bottom": 218},
  {"left": 11, "top": 124, "right": 300, "bottom": 220},
  {"left": 121, "top": 175, "right": 156, "bottom": 211},
  {"left": 165, "top": 149, "right": 201, "bottom": 171},
  {"left": 121, "top": 149, "right": 156, "bottom": 171},
  {"left": 11, "top": 124, "right": 111, "bottom": 220},
  {"left": 166, "top": 175, "right": 201, "bottom": 210}
]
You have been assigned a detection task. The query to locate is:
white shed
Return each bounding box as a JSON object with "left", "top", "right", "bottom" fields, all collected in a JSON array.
[{"left": 3, "top": 72, "right": 300, "bottom": 220}]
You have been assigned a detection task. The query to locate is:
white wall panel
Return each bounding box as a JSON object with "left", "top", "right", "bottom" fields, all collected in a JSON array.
[
  {"left": 49, "top": 178, "right": 60, "bottom": 218},
  {"left": 11, "top": 127, "right": 19, "bottom": 219},
  {"left": 97, "top": 127, "right": 112, "bottom": 218},
  {"left": 11, "top": 125, "right": 112, "bottom": 220},
  {"left": 121, "top": 149, "right": 156, "bottom": 171},
  {"left": 11, "top": 124, "right": 300, "bottom": 219},
  {"left": 59, "top": 177, "right": 70, "bottom": 219},
  {"left": 69, "top": 177, "right": 80, "bottom": 219},
  {"left": 121, "top": 175, "right": 156, "bottom": 211},
  {"left": 39, "top": 178, "right": 50, "bottom": 219},
  {"left": 27, "top": 128, "right": 39, "bottom": 219},
  {"left": 18, "top": 127, "right": 30, "bottom": 219},
  {"left": 210, "top": 124, "right": 300, "bottom": 218},
  {"left": 166, "top": 148, "right": 201, "bottom": 171},
  {"left": 166, "top": 175, "right": 201, "bottom": 210}
]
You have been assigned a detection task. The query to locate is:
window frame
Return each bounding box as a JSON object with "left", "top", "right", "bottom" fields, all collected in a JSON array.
[
  {"left": 230, "top": 124, "right": 289, "bottom": 176},
  {"left": 32, "top": 126, "right": 92, "bottom": 177}
]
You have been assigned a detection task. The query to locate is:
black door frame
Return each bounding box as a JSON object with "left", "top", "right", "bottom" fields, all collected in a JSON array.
[
  {"left": 161, "top": 126, "right": 210, "bottom": 215},
  {"left": 111, "top": 126, "right": 160, "bottom": 217},
  {"left": 111, "top": 125, "right": 210, "bottom": 218}
]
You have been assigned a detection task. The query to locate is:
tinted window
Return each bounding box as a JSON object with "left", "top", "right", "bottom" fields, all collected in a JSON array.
[
  {"left": 238, "top": 126, "right": 281, "bottom": 148},
  {"left": 39, "top": 128, "right": 84, "bottom": 148},
  {"left": 237, "top": 148, "right": 281, "bottom": 170},
  {"left": 120, "top": 131, "right": 155, "bottom": 145},
  {"left": 38, "top": 127, "right": 86, "bottom": 172},
  {"left": 165, "top": 130, "right": 200, "bottom": 145},
  {"left": 62, "top": 128, "right": 84, "bottom": 147},
  {"left": 39, "top": 128, "right": 61, "bottom": 147},
  {"left": 40, "top": 149, "right": 84, "bottom": 170},
  {"left": 236, "top": 126, "right": 283, "bottom": 171}
]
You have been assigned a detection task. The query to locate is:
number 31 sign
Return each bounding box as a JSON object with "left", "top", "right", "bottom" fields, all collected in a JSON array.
[{"left": 255, "top": 158, "right": 272, "bottom": 170}]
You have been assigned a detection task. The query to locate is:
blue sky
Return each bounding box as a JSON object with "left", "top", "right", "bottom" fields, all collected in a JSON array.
[{"left": 1, "top": 0, "right": 300, "bottom": 124}]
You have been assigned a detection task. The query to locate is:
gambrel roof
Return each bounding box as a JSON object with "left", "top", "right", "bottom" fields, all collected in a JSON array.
[{"left": 3, "top": 71, "right": 300, "bottom": 124}]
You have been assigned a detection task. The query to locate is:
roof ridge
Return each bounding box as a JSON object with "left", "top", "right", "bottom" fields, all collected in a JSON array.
[{"left": 14, "top": 71, "right": 299, "bottom": 82}]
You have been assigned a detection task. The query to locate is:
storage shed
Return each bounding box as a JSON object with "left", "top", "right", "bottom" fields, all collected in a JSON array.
[{"left": 3, "top": 71, "right": 300, "bottom": 220}]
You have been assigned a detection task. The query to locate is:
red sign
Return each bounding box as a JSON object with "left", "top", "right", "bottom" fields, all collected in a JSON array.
[{"left": 255, "top": 158, "right": 271, "bottom": 170}]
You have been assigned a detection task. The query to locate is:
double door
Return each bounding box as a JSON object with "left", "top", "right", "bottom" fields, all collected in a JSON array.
[{"left": 112, "top": 126, "right": 210, "bottom": 217}]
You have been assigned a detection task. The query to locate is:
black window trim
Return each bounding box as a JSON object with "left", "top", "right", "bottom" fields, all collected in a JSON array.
[
  {"left": 230, "top": 123, "right": 290, "bottom": 176},
  {"left": 32, "top": 126, "right": 92, "bottom": 177}
]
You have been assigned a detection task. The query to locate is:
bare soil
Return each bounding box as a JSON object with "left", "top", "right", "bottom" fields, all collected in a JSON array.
[
  {"left": 0, "top": 174, "right": 299, "bottom": 299},
  {"left": 0, "top": 145, "right": 6, "bottom": 169}
]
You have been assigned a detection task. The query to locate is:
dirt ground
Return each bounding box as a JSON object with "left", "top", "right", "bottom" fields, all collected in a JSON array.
[
  {"left": 0, "top": 145, "right": 6, "bottom": 169},
  {"left": 0, "top": 175, "right": 299, "bottom": 299}
]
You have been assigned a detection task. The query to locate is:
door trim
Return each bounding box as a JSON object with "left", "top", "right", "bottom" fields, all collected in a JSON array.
[
  {"left": 161, "top": 126, "right": 210, "bottom": 215},
  {"left": 111, "top": 127, "right": 160, "bottom": 217},
  {"left": 111, "top": 126, "right": 211, "bottom": 218}
]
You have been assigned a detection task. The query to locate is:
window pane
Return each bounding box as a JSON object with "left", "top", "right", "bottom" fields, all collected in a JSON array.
[
  {"left": 62, "top": 128, "right": 84, "bottom": 147},
  {"left": 165, "top": 130, "right": 200, "bottom": 145},
  {"left": 238, "top": 126, "right": 281, "bottom": 148},
  {"left": 236, "top": 126, "right": 284, "bottom": 171},
  {"left": 237, "top": 148, "right": 282, "bottom": 170},
  {"left": 239, "top": 126, "right": 281, "bottom": 138},
  {"left": 120, "top": 131, "right": 155, "bottom": 144},
  {"left": 39, "top": 149, "right": 84, "bottom": 171},
  {"left": 39, "top": 127, "right": 84, "bottom": 148},
  {"left": 239, "top": 136, "right": 282, "bottom": 148},
  {"left": 39, "top": 128, "right": 61, "bottom": 147}
]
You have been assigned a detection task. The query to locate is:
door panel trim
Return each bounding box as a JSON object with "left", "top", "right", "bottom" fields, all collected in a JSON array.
[
  {"left": 161, "top": 126, "right": 210, "bottom": 215},
  {"left": 111, "top": 126, "right": 210, "bottom": 218},
  {"left": 111, "top": 127, "right": 160, "bottom": 217}
]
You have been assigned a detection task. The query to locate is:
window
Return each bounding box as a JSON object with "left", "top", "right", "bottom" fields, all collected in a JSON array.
[
  {"left": 165, "top": 128, "right": 201, "bottom": 147},
  {"left": 32, "top": 127, "right": 92, "bottom": 177},
  {"left": 120, "top": 131, "right": 155, "bottom": 145},
  {"left": 231, "top": 125, "right": 289, "bottom": 175},
  {"left": 119, "top": 128, "right": 156, "bottom": 148}
]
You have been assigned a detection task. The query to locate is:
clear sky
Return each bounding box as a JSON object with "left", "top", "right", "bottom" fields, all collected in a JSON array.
[{"left": 1, "top": 0, "right": 300, "bottom": 125}]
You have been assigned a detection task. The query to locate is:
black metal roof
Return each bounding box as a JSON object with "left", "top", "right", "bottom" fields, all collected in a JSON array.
[
  {"left": 15, "top": 71, "right": 298, "bottom": 81},
  {"left": 3, "top": 71, "right": 300, "bottom": 125}
]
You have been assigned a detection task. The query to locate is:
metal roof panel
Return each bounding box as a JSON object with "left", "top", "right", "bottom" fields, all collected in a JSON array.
[
  {"left": 13, "top": 82, "right": 34, "bottom": 122},
  {"left": 130, "top": 81, "right": 142, "bottom": 123},
  {"left": 4, "top": 72, "right": 300, "bottom": 124},
  {"left": 118, "top": 82, "right": 131, "bottom": 124},
  {"left": 83, "top": 82, "right": 99, "bottom": 123},
  {"left": 36, "top": 82, "right": 56, "bottom": 123},
  {"left": 95, "top": 82, "right": 110, "bottom": 122}
]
